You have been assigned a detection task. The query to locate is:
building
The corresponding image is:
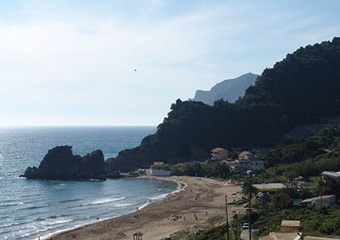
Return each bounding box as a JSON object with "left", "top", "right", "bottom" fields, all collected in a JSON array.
[
  {"left": 239, "top": 151, "right": 257, "bottom": 161},
  {"left": 259, "top": 220, "right": 301, "bottom": 240},
  {"left": 254, "top": 183, "right": 286, "bottom": 190},
  {"left": 153, "top": 162, "right": 164, "bottom": 166},
  {"left": 281, "top": 220, "right": 300, "bottom": 232},
  {"left": 301, "top": 194, "right": 336, "bottom": 208},
  {"left": 259, "top": 232, "right": 302, "bottom": 240},
  {"left": 150, "top": 162, "right": 170, "bottom": 176},
  {"left": 150, "top": 169, "right": 170, "bottom": 177},
  {"left": 229, "top": 151, "right": 264, "bottom": 171},
  {"left": 321, "top": 171, "right": 340, "bottom": 182},
  {"left": 312, "top": 195, "right": 336, "bottom": 207},
  {"left": 238, "top": 151, "right": 264, "bottom": 171},
  {"left": 210, "top": 147, "right": 228, "bottom": 161},
  {"left": 304, "top": 236, "right": 340, "bottom": 240}
]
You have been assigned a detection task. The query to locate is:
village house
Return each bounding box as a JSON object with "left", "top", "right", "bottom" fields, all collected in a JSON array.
[
  {"left": 301, "top": 194, "right": 336, "bottom": 208},
  {"left": 210, "top": 147, "right": 228, "bottom": 161},
  {"left": 321, "top": 171, "right": 340, "bottom": 182},
  {"left": 312, "top": 195, "right": 336, "bottom": 207},
  {"left": 153, "top": 162, "right": 164, "bottom": 166},
  {"left": 304, "top": 236, "right": 340, "bottom": 240},
  {"left": 259, "top": 220, "right": 301, "bottom": 240},
  {"left": 150, "top": 162, "right": 171, "bottom": 177},
  {"left": 259, "top": 232, "right": 301, "bottom": 240},
  {"left": 281, "top": 220, "right": 300, "bottom": 232},
  {"left": 254, "top": 183, "right": 286, "bottom": 190},
  {"left": 228, "top": 151, "right": 264, "bottom": 171},
  {"left": 150, "top": 168, "right": 170, "bottom": 177}
]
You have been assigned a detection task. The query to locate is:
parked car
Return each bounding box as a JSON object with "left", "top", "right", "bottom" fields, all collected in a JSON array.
[{"left": 242, "top": 223, "right": 249, "bottom": 229}]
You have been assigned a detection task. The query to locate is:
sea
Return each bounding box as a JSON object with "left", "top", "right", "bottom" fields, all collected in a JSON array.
[{"left": 0, "top": 126, "right": 179, "bottom": 240}]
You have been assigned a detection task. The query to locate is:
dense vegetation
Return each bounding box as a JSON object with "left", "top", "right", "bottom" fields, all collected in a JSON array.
[
  {"left": 152, "top": 162, "right": 231, "bottom": 179},
  {"left": 185, "top": 178, "right": 340, "bottom": 239},
  {"left": 107, "top": 37, "right": 340, "bottom": 172},
  {"left": 250, "top": 185, "right": 340, "bottom": 237},
  {"left": 254, "top": 127, "right": 340, "bottom": 182}
]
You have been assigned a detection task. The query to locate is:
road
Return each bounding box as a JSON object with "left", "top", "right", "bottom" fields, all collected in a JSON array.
[{"left": 240, "top": 229, "right": 250, "bottom": 240}]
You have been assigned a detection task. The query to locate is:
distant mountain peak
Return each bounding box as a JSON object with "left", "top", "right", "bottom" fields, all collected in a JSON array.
[{"left": 191, "top": 73, "right": 259, "bottom": 105}]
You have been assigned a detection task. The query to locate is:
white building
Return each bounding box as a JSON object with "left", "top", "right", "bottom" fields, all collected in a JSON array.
[
  {"left": 236, "top": 151, "right": 264, "bottom": 171},
  {"left": 321, "top": 171, "right": 340, "bottom": 182},
  {"left": 150, "top": 169, "right": 170, "bottom": 177}
]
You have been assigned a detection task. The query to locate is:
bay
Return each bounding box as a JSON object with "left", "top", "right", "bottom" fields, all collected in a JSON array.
[{"left": 0, "top": 126, "right": 178, "bottom": 240}]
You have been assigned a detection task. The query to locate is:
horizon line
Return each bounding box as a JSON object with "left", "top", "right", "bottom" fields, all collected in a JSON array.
[{"left": 0, "top": 124, "right": 157, "bottom": 128}]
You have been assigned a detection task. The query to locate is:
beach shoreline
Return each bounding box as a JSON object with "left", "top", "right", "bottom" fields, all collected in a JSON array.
[
  {"left": 40, "top": 176, "right": 181, "bottom": 240},
  {"left": 46, "top": 176, "right": 244, "bottom": 240}
]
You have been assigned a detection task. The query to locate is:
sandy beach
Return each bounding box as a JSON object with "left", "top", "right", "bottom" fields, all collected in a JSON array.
[{"left": 48, "top": 176, "right": 244, "bottom": 240}]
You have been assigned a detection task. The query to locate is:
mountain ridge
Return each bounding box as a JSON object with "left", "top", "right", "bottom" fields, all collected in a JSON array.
[
  {"left": 104, "top": 37, "right": 340, "bottom": 172},
  {"left": 191, "top": 72, "right": 259, "bottom": 105}
]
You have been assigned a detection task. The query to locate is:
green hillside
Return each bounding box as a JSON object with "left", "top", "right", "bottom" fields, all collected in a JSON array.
[{"left": 106, "top": 37, "right": 340, "bottom": 172}]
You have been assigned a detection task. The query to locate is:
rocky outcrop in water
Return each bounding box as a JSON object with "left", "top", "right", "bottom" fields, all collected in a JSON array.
[{"left": 21, "top": 145, "right": 118, "bottom": 180}]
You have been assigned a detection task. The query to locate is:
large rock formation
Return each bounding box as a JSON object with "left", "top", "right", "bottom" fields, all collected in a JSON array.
[
  {"left": 21, "top": 145, "right": 119, "bottom": 180},
  {"left": 191, "top": 73, "right": 259, "bottom": 105}
]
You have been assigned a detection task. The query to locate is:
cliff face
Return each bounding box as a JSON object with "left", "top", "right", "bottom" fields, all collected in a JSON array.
[
  {"left": 22, "top": 146, "right": 110, "bottom": 180},
  {"left": 191, "top": 73, "right": 259, "bottom": 105}
]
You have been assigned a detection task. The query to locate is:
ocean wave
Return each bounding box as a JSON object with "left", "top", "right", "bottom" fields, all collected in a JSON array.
[
  {"left": 24, "top": 205, "right": 46, "bottom": 210},
  {"left": 114, "top": 203, "right": 133, "bottom": 208},
  {"left": 138, "top": 192, "right": 171, "bottom": 209},
  {"left": 35, "top": 216, "right": 73, "bottom": 226},
  {"left": 0, "top": 202, "right": 24, "bottom": 208},
  {"left": 0, "top": 215, "right": 8, "bottom": 220},
  {"left": 0, "top": 221, "right": 26, "bottom": 229},
  {"left": 45, "top": 218, "right": 73, "bottom": 225},
  {"left": 81, "top": 197, "right": 125, "bottom": 206},
  {"left": 149, "top": 193, "right": 169, "bottom": 201},
  {"left": 19, "top": 225, "right": 57, "bottom": 240},
  {"left": 59, "top": 198, "right": 82, "bottom": 203}
]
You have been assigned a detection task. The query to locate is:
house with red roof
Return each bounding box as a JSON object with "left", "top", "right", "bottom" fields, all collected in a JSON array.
[
  {"left": 210, "top": 147, "right": 228, "bottom": 161},
  {"left": 312, "top": 194, "right": 336, "bottom": 207}
]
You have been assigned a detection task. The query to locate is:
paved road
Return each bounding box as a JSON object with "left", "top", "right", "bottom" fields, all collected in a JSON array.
[{"left": 240, "top": 229, "right": 250, "bottom": 240}]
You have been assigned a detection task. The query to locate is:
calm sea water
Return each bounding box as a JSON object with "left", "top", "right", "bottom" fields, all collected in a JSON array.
[{"left": 0, "top": 126, "right": 178, "bottom": 240}]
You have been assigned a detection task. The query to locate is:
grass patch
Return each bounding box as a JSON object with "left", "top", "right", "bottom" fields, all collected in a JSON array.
[
  {"left": 308, "top": 176, "right": 321, "bottom": 183},
  {"left": 235, "top": 198, "right": 248, "bottom": 205}
]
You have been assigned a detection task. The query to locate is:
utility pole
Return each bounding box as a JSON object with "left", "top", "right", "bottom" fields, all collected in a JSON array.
[
  {"left": 248, "top": 192, "right": 252, "bottom": 240},
  {"left": 319, "top": 179, "right": 323, "bottom": 207},
  {"left": 225, "top": 194, "right": 230, "bottom": 240}
]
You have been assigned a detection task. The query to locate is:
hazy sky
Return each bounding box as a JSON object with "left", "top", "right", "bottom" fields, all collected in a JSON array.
[{"left": 0, "top": 0, "right": 339, "bottom": 126}]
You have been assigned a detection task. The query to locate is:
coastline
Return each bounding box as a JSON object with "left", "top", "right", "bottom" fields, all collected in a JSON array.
[
  {"left": 46, "top": 176, "right": 244, "bottom": 240},
  {"left": 40, "top": 177, "right": 180, "bottom": 240}
]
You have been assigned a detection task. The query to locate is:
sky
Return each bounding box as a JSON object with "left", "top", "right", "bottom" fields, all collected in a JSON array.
[{"left": 0, "top": 0, "right": 339, "bottom": 126}]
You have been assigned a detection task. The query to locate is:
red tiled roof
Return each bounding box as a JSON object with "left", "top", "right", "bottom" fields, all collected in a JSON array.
[
  {"left": 315, "top": 195, "right": 335, "bottom": 200},
  {"left": 211, "top": 147, "right": 226, "bottom": 152}
]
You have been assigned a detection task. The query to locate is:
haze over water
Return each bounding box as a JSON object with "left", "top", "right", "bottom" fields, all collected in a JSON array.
[{"left": 0, "top": 126, "right": 178, "bottom": 240}]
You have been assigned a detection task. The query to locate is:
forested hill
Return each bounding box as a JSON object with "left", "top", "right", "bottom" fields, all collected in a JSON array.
[{"left": 106, "top": 37, "right": 340, "bottom": 172}]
